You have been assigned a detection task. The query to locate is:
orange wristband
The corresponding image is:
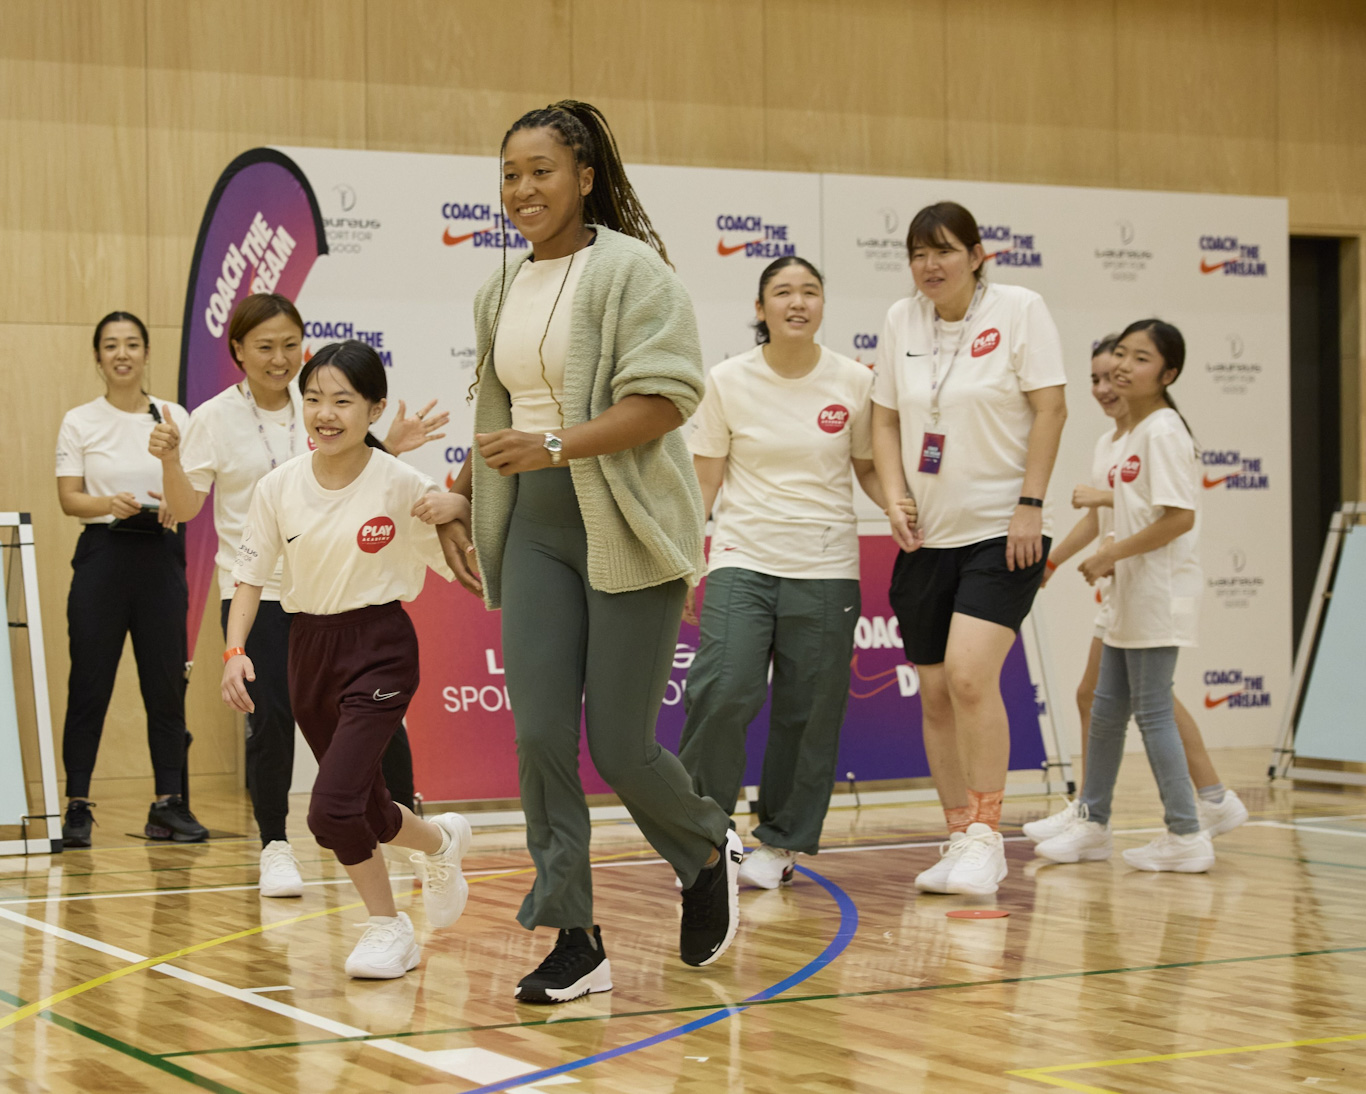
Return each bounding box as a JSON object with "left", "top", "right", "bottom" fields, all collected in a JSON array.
[
  {"left": 1045, "top": 559, "right": 1057, "bottom": 573},
  {"left": 223, "top": 647, "right": 245, "bottom": 663}
]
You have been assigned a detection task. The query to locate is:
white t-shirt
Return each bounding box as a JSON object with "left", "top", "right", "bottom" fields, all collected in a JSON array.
[
  {"left": 55, "top": 397, "right": 191, "bottom": 525},
  {"left": 1091, "top": 425, "right": 1128, "bottom": 634},
  {"left": 180, "top": 382, "right": 307, "bottom": 600},
  {"left": 1105, "top": 409, "right": 1201, "bottom": 649},
  {"left": 233, "top": 450, "right": 453, "bottom": 616},
  {"left": 494, "top": 247, "right": 593, "bottom": 433},
  {"left": 689, "top": 346, "right": 874, "bottom": 581},
  {"left": 872, "top": 282, "right": 1067, "bottom": 548}
]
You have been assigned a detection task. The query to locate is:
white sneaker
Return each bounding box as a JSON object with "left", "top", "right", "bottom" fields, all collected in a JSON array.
[
  {"left": 1122, "top": 830, "right": 1215, "bottom": 873},
  {"left": 345, "top": 912, "right": 420, "bottom": 979},
  {"left": 1022, "top": 800, "right": 1081, "bottom": 844},
  {"left": 1197, "top": 789, "right": 1248, "bottom": 838},
  {"left": 412, "top": 812, "right": 472, "bottom": 929},
  {"left": 1034, "top": 807, "right": 1113, "bottom": 863},
  {"left": 738, "top": 845, "right": 798, "bottom": 890},
  {"left": 944, "top": 823, "right": 1008, "bottom": 896},
  {"left": 259, "top": 840, "right": 303, "bottom": 898},
  {"left": 915, "top": 831, "right": 968, "bottom": 893}
]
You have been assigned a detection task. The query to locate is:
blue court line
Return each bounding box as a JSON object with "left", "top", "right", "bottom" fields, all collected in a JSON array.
[{"left": 454, "top": 863, "right": 859, "bottom": 1094}]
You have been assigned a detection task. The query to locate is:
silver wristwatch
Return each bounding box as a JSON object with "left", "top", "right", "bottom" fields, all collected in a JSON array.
[{"left": 543, "top": 432, "right": 564, "bottom": 465}]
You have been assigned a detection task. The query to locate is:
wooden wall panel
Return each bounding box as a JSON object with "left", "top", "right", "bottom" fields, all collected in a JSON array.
[
  {"left": 143, "top": 0, "right": 369, "bottom": 327},
  {"left": 763, "top": 0, "right": 946, "bottom": 178},
  {"left": 1115, "top": 0, "right": 1279, "bottom": 195},
  {"left": 0, "top": 0, "right": 148, "bottom": 325},
  {"left": 945, "top": 0, "right": 1116, "bottom": 188},
  {"left": 571, "top": 0, "right": 767, "bottom": 169},
  {"left": 365, "top": 0, "right": 573, "bottom": 156}
]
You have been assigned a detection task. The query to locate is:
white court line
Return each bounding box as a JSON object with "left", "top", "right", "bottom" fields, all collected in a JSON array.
[{"left": 1246, "top": 820, "right": 1366, "bottom": 839}]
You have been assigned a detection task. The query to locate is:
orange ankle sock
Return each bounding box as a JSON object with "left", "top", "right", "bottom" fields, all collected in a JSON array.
[
  {"left": 944, "top": 805, "right": 972, "bottom": 834},
  {"left": 967, "top": 788, "right": 1004, "bottom": 830}
]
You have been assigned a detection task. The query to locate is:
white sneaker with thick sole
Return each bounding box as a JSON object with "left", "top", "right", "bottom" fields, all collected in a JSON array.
[
  {"left": 345, "top": 912, "right": 421, "bottom": 979},
  {"left": 259, "top": 840, "right": 303, "bottom": 898},
  {"left": 413, "top": 812, "right": 472, "bottom": 929},
  {"left": 1197, "top": 789, "right": 1248, "bottom": 838},
  {"left": 1034, "top": 810, "right": 1113, "bottom": 863},
  {"left": 945, "top": 823, "right": 1008, "bottom": 896},
  {"left": 1122, "top": 830, "right": 1215, "bottom": 873},
  {"left": 915, "top": 831, "right": 968, "bottom": 893},
  {"left": 738, "top": 845, "right": 798, "bottom": 890},
  {"left": 1023, "top": 800, "right": 1082, "bottom": 844}
]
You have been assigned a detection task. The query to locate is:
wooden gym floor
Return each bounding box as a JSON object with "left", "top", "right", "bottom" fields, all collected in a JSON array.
[{"left": 2, "top": 748, "right": 1364, "bottom": 1093}]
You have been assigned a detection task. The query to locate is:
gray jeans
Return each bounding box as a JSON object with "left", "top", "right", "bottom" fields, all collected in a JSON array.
[
  {"left": 501, "top": 468, "right": 731, "bottom": 930},
  {"left": 1080, "top": 644, "right": 1199, "bottom": 834}
]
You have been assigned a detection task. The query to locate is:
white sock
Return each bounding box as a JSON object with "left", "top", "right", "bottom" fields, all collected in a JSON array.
[
  {"left": 368, "top": 914, "right": 400, "bottom": 925},
  {"left": 432, "top": 826, "right": 452, "bottom": 857}
]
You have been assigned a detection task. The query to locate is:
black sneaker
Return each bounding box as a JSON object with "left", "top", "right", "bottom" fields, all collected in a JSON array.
[
  {"left": 515, "top": 926, "right": 613, "bottom": 1005},
  {"left": 62, "top": 800, "right": 96, "bottom": 848},
  {"left": 145, "top": 796, "right": 208, "bottom": 842},
  {"left": 680, "top": 829, "right": 742, "bottom": 967}
]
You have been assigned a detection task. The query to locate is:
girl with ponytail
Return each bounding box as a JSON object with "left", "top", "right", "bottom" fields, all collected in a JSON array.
[{"left": 428, "top": 100, "right": 742, "bottom": 1004}]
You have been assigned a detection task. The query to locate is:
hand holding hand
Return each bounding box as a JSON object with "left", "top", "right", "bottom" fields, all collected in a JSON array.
[
  {"left": 437, "top": 516, "right": 483, "bottom": 597},
  {"left": 412, "top": 490, "right": 464, "bottom": 525},
  {"left": 886, "top": 498, "right": 923, "bottom": 553}
]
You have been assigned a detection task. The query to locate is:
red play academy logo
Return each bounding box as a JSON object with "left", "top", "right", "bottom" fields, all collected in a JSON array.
[
  {"left": 1119, "top": 455, "right": 1141, "bottom": 483},
  {"left": 817, "top": 405, "right": 850, "bottom": 433},
  {"left": 971, "top": 328, "right": 1001, "bottom": 357},
  {"left": 357, "top": 516, "right": 396, "bottom": 554},
  {"left": 1107, "top": 463, "right": 1118, "bottom": 487}
]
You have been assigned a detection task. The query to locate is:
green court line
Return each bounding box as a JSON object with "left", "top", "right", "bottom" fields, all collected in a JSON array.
[
  {"left": 0, "top": 988, "right": 246, "bottom": 1093},
  {"left": 155, "top": 943, "right": 1366, "bottom": 1059}
]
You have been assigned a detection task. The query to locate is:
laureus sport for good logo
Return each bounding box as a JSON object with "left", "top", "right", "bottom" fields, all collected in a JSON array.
[{"left": 357, "top": 516, "right": 396, "bottom": 553}]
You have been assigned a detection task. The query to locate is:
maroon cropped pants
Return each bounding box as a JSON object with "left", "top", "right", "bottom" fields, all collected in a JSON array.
[{"left": 288, "top": 601, "right": 418, "bottom": 865}]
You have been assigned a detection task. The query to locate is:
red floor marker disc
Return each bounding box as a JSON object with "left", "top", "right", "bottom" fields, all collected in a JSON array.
[{"left": 946, "top": 909, "right": 1010, "bottom": 919}]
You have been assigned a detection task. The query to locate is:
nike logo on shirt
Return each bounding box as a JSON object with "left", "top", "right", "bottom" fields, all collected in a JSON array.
[
  {"left": 373, "top": 689, "right": 400, "bottom": 701},
  {"left": 843, "top": 605, "right": 854, "bottom": 612},
  {"left": 287, "top": 533, "right": 302, "bottom": 543},
  {"left": 905, "top": 352, "right": 927, "bottom": 357}
]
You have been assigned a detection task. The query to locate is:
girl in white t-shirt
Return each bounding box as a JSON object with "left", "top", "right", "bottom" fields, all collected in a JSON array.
[
  {"left": 678, "top": 256, "right": 886, "bottom": 890},
  {"left": 1027, "top": 336, "right": 1247, "bottom": 846},
  {"left": 221, "top": 340, "right": 470, "bottom": 980},
  {"left": 54, "top": 311, "right": 205, "bottom": 848},
  {"left": 871, "top": 201, "right": 1068, "bottom": 897},
  {"left": 150, "top": 293, "right": 447, "bottom": 898},
  {"left": 1034, "top": 319, "right": 1215, "bottom": 872}
]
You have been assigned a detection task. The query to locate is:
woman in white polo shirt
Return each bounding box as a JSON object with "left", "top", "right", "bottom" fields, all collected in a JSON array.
[
  {"left": 150, "top": 293, "right": 446, "bottom": 897},
  {"left": 55, "top": 311, "right": 206, "bottom": 847},
  {"left": 678, "top": 256, "right": 885, "bottom": 889},
  {"left": 872, "top": 201, "right": 1068, "bottom": 897}
]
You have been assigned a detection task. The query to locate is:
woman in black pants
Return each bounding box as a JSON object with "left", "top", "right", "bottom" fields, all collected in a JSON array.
[{"left": 55, "top": 312, "right": 206, "bottom": 846}]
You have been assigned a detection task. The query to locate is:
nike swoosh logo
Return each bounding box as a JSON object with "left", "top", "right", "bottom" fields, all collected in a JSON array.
[
  {"left": 443, "top": 227, "right": 484, "bottom": 246},
  {"left": 1200, "top": 259, "right": 1228, "bottom": 274},
  {"left": 1204, "top": 691, "right": 1241, "bottom": 709},
  {"left": 286, "top": 533, "right": 301, "bottom": 543},
  {"left": 373, "top": 689, "right": 400, "bottom": 701},
  {"left": 905, "top": 352, "right": 926, "bottom": 357},
  {"left": 843, "top": 605, "right": 854, "bottom": 612},
  {"left": 1202, "top": 474, "right": 1228, "bottom": 489},
  {"left": 717, "top": 238, "right": 760, "bottom": 257}
]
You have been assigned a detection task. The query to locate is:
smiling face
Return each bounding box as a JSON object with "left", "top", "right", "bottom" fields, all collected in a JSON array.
[
  {"left": 94, "top": 320, "right": 148, "bottom": 392},
  {"left": 909, "top": 227, "right": 984, "bottom": 311},
  {"left": 756, "top": 262, "right": 824, "bottom": 345},
  {"left": 1111, "top": 329, "right": 1177, "bottom": 404},
  {"left": 1090, "top": 352, "right": 1127, "bottom": 419},
  {"left": 501, "top": 127, "right": 593, "bottom": 255},
  {"left": 232, "top": 312, "right": 303, "bottom": 396},
  {"left": 302, "top": 364, "right": 385, "bottom": 454}
]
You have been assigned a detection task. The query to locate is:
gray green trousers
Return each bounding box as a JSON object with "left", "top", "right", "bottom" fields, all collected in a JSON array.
[
  {"left": 501, "top": 468, "right": 731, "bottom": 931},
  {"left": 677, "top": 566, "right": 860, "bottom": 855}
]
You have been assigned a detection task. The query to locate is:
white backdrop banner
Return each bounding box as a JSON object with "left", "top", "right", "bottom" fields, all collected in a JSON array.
[{"left": 271, "top": 146, "right": 1289, "bottom": 790}]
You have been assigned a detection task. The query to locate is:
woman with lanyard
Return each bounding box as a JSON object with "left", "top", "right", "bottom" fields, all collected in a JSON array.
[
  {"left": 427, "top": 100, "right": 741, "bottom": 1005},
  {"left": 871, "top": 201, "right": 1068, "bottom": 897},
  {"left": 677, "top": 255, "right": 885, "bottom": 889},
  {"left": 1026, "top": 333, "right": 1247, "bottom": 845},
  {"left": 56, "top": 311, "right": 206, "bottom": 847},
  {"left": 151, "top": 293, "right": 447, "bottom": 897}
]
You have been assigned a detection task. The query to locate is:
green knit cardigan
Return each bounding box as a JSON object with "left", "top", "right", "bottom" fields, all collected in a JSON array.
[{"left": 469, "top": 226, "right": 707, "bottom": 609}]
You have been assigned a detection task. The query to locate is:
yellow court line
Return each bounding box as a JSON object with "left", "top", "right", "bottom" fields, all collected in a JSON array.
[
  {"left": 0, "top": 851, "right": 672, "bottom": 1034},
  {"left": 1010, "top": 1030, "right": 1366, "bottom": 1090}
]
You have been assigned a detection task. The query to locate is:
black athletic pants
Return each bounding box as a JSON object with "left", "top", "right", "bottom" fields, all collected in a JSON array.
[
  {"left": 63, "top": 524, "right": 188, "bottom": 799},
  {"left": 220, "top": 599, "right": 416, "bottom": 847}
]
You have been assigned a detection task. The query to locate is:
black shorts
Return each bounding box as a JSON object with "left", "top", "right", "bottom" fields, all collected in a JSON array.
[{"left": 889, "top": 535, "right": 1050, "bottom": 665}]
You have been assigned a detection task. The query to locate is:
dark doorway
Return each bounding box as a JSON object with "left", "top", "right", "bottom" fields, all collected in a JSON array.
[{"left": 1288, "top": 236, "right": 1343, "bottom": 643}]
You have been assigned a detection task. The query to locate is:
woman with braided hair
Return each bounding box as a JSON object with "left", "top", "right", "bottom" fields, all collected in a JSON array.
[{"left": 424, "top": 101, "right": 741, "bottom": 1004}]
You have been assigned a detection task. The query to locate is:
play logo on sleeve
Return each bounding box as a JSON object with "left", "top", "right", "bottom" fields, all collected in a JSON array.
[
  {"left": 817, "top": 404, "right": 850, "bottom": 434},
  {"left": 357, "top": 516, "right": 396, "bottom": 553}
]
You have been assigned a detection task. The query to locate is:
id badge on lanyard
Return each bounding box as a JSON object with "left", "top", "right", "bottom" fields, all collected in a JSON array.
[{"left": 923, "top": 282, "right": 985, "bottom": 476}]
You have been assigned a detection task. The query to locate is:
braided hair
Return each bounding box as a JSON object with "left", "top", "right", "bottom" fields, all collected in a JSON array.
[{"left": 469, "top": 100, "right": 667, "bottom": 402}]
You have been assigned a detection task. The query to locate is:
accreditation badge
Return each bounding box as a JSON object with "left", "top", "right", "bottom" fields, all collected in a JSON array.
[{"left": 919, "top": 432, "right": 945, "bottom": 474}]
